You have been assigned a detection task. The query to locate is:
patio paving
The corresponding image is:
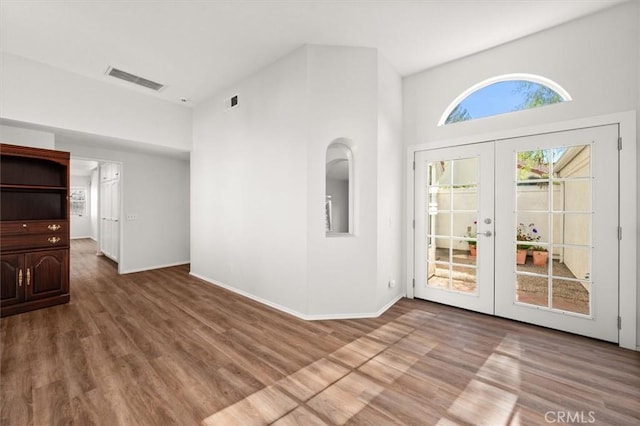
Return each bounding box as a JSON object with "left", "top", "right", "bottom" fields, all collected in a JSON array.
[{"left": 427, "top": 248, "right": 589, "bottom": 314}]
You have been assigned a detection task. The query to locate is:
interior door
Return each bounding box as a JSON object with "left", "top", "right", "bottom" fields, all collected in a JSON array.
[
  {"left": 414, "top": 143, "right": 495, "bottom": 314},
  {"left": 494, "top": 125, "right": 619, "bottom": 342},
  {"left": 100, "top": 179, "right": 111, "bottom": 258}
]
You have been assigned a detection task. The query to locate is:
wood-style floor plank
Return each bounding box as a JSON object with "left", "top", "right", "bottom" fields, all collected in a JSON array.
[{"left": 1, "top": 239, "right": 639, "bottom": 425}]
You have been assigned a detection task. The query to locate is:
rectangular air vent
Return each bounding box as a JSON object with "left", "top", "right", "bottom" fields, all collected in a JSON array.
[
  {"left": 225, "top": 94, "right": 239, "bottom": 110},
  {"left": 105, "top": 66, "right": 165, "bottom": 91}
]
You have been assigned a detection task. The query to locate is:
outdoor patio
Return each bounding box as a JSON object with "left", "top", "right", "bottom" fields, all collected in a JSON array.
[{"left": 428, "top": 248, "right": 589, "bottom": 314}]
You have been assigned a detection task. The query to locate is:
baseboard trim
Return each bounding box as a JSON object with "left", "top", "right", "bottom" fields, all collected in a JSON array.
[
  {"left": 304, "top": 294, "right": 404, "bottom": 321},
  {"left": 71, "top": 236, "right": 93, "bottom": 240},
  {"left": 189, "top": 272, "right": 404, "bottom": 321},
  {"left": 121, "top": 261, "right": 190, "bottom": 274},
  {"left": 189, "top": 272, "right": 309, "bottom": 318}
]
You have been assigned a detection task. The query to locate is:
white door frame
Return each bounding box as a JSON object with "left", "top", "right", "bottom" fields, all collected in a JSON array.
[{"left": 405, "top": 111, "right": 637, "bottom": 350}]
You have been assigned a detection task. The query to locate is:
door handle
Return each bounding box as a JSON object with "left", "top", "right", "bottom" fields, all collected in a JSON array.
[
  {"left": 475, "top": 230, "right": 493, "bottom": 237},
  {"left": 18, "top": 269, "right": 23, "bottom": 287},
  {"left": 26, "top": 268, "right": 31, "bottom": 286}
]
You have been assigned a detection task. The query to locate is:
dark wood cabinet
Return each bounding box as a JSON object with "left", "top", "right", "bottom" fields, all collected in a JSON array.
[{"left": 1, "top": 143, "right": 70, "bottom": 317}]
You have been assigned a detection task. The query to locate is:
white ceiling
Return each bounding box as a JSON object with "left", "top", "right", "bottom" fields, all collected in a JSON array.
[{"left": 0, "top": 0, "right": 627, "bottom": 107}]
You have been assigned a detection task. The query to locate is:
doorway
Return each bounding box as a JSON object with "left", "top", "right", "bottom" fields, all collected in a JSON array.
[
  {"left": 70, "top": 157, "right": 122, "bottom": 270},
  {"left": 413, "top": 125, "right": 619, "bottom": 342},
  {"left": 69, "top": 159, "right": 99, "bottom": 241}
]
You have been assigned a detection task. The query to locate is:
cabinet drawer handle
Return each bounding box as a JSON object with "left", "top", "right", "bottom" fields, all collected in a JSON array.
[
  {"left": 18, "top": 269, "right": 23, "bottom": 287},
  {"left": 26, "top": 268, "right": 31, "bottom": 286},
  {"left": 48, "top": 224, "right": 61, "bottom": 231},
  {"left": 48, "top": 237, "right": 61, "bottom": 244}
]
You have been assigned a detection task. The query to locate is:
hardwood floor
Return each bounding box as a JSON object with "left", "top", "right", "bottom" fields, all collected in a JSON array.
[{"left": 1, "top": 239, "right": 639, "bottom": 425}]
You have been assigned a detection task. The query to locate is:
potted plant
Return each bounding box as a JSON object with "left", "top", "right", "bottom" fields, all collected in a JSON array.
[
  {"left": 466, "top": 221, "right": 478, "bottom": 257},
  {"left": 516, "top": 223, "right": 540, "bottom": 265},
  {"left": 468, "top": 239, "right": 477, "bottom": 257},
  {"left": 532, "top": 246, "right": 548, "bottom": 266}
]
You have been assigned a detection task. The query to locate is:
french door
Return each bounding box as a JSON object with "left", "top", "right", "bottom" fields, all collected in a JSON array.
[
  {"left": 414, "top": 143, "right": 495, "bottom": 314},
  {"left": 414, "top": 125, "right": 620, "bottom": 342}
]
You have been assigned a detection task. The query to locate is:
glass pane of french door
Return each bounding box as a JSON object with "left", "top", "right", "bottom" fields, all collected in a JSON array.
[
  {"left": 514, "top": 145, "right": 592, "bottom": 315},
  {"left": 495, "top": 125, "right": 619, "bottom": 343},
  {"left": 414, "top": 143, "right": 494, "bottom": 315}
]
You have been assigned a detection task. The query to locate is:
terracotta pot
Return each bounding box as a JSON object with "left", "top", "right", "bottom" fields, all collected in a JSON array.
[
  {"left": 469, "top": 246, "right": 477, "bottom": 258},
  {"left": 533, "top": 250, "right": 548, "bottom": 266},
  {"left": 516, "top": 249, "right": 527, "bottom": 265}
]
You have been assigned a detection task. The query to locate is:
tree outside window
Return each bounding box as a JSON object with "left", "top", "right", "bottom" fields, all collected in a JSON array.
[{"left": 442, "top": 75, "right": 569, "bottom": 125}]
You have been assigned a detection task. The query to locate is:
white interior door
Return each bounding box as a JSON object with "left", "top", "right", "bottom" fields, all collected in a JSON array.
[
  {"left": 98, "top": 163, "right": 121, "bottom": 263},
  {"left": 494, "top": 125, "right": 619, "bottom": 342},
  {"left": 414, "top": 143, "right": 495, "bottom": 314}
]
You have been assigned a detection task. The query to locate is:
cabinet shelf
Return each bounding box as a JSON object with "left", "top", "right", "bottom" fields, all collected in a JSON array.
[{"left": 1, "top": 184, "right": 67, "bottom": 191}]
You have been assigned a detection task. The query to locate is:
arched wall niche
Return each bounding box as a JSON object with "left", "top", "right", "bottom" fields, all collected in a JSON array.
[{"left": 325, "top": 138, "right": 355, "bottom": 235}]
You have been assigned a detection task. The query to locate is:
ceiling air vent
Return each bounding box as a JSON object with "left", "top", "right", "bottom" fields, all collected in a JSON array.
[
  {"left": 225, "top": 94, "right": 239, "bottom": 110},
  {"left": 105, "top": 66, "right": 165, "bottom": 91}
]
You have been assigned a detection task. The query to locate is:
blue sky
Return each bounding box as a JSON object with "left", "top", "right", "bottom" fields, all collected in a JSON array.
[{"left": 458, "top": 80, "right": 525, "bottom": 120}]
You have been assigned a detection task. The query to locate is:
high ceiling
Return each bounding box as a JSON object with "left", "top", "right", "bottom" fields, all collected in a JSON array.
[{"left": 0, "top": 0, "right": 627, "bottom": 107}]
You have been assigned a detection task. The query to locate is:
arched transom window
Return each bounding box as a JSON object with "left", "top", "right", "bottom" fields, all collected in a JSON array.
[{"left": 439, "top": 74, "right": 571, "bottom": 126}]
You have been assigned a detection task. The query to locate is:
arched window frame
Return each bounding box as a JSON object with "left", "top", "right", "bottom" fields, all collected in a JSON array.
[{"left": 438, "top": 73, "right": 572, "bottom": 126}]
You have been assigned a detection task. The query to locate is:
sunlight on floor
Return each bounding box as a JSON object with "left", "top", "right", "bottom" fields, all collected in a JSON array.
[
  {"left": 201, "top": 310, "right": 432, "bottom": 425},
  {"left": 445, "top": 335, "right": 523, "bottom": 425}
]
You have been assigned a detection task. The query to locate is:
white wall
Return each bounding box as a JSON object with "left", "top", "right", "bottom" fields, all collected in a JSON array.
[
  {"left": 403, "top": 2, "right": 638, "bottom": 148},
  {"left": 56, "top": 141, "right": 190, "bottom": 273},
  {"left": 403, "top": 2, "right": 639, "bottom": 345},
  {"left": 306, "top": 46, "right": 379, "bottom": 316},
  {"left": 192, "top": 45, "right": 403, "bottom": 318},
  {"left": 0, "top": 124, "right": 54, "bottom": 149},
  {"left": 376, "top": 54, "right": 404, "bottom": 310},
  {"left": 70, "top": 175, "right": 93, "bottom": 239},
  {"left": 1, "top": 53, "right": 192, "bottom": 151},
  {"left": 191, "top": 46, "right": 309, "bottom": 314}
]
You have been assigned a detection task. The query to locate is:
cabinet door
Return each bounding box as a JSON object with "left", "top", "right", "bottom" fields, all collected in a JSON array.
[
  {"left": 100, "top": 180, "right": 111, "bottom": 257},
  {"left": 103, "top": 181, "right": 113, "bottom": 220},
  {"left": 112, "top": 220, "right": 119, "bottom": 261},
  {"left": 100, "top": 163, "right": 111, "bottom": 182},
  {"left": 25, "top": 249, "right": 69, "bottom": 301},
  {"left": 110, "top": 180, "right": 120, "bottom": 261},
  {"left": 0, "top": 253, "right": 26, "bottom": 306},
  {"left": 112, "top": 163, "right": 121, "bottom": 181},
  {"left": 111, "top": 180, "right": 120, "bottom": 221}
]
